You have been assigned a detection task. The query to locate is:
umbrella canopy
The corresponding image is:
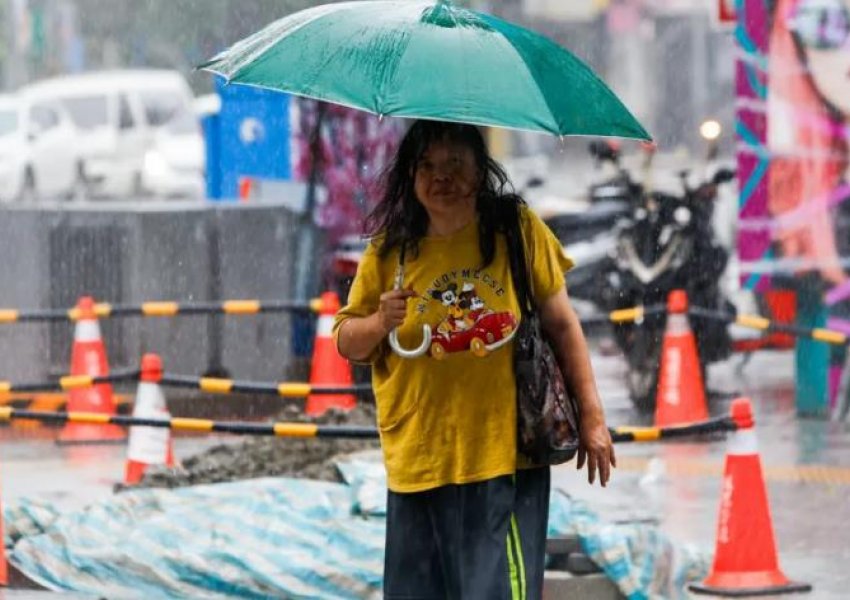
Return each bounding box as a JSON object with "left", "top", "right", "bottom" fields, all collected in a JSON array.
[{"left": 200, "top": 0, "right": 650, "bottom": 140}]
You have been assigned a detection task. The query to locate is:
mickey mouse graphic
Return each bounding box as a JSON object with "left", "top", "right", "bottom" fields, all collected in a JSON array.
[
  {"left": 461, "top": 285, "right": 490, "bottom": 326},
  {"left": 430, "top": 282, "right": 467, "bottom": 335},
  {"left": 428, "top": 280, "right": 517, "bottom": 360}
]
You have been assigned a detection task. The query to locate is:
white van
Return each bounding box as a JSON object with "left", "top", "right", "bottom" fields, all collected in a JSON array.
[
  {"left": 0, "top": 93, "right": 84, "bottom": 202},
  {"left": 22, "top": 70, "right": 194, "bottom": 198}
]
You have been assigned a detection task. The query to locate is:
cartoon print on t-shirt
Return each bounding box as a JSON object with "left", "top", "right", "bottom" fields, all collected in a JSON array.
[
  {"left": 430, "top": 282, "right": 467, "bottom": 335},
  {"left": 426, "top": 279, "right": 517, "bottom": 360}
]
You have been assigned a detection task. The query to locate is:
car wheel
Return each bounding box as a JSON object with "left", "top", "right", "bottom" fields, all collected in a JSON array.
[
  {"left": 66, "top": 164, "right": 88, "bottom": 202},
  {"left": 470, "top": 337, "right": 489, "bottom": 357},
  {"left": 132, "top": 172, "right": 150, "bottom": 199},
  {"left": 430, "top": 342, "right": 446, "bottom": 360},
  {"left": 16, "top": 167, "right": 37, "bottom": 203}
]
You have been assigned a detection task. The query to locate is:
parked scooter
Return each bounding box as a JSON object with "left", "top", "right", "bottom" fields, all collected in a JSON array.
[
  {"left": 542, "top": 142, "right": 640, "bottom": 305},
  {"left": 592, "top": 142, "right": 736, "bottom": 411}
]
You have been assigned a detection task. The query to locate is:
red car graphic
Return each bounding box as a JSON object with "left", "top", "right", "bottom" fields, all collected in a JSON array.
[{"left": 430, "top": 311, "right": 518, "bottom": 359}]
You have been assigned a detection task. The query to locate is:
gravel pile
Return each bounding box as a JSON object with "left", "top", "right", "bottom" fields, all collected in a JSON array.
[{"left": 119, "top": 402, "right": 380, "bottom": 491}]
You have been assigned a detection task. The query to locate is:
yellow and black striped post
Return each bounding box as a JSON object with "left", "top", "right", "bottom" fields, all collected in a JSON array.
[
  {"left": 159, "top": 374, "right": 371, "bottom": 398},
  {"left": 609, "top": 416, "right": 736, "bottom": 443},
  {"left": 0, "top": 407, "right": 379, "bottom": 439},
  {"left": 0, "top": 371, "right": 139, "bottom": 394},
  {"left": 0, "top": 299, "right": 327, "bottom": 324},
  {"left": 0, "top": 407, "right": 737, "bottom": 443},
  {"left": 689, "top": 306, "right": 849, "bottom": 347}
]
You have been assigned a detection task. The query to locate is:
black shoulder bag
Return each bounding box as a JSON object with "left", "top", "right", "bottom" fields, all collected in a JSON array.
[{"left": 506, "top": 205, "right": 581, "bottom": 465}]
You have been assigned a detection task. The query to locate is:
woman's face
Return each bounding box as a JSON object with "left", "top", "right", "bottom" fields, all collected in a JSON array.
[
  {"left": 791, "top": 0, "right": 850, "bottom": 115},
  {"left": 413, "top": 139, "right": 480, "bottom": 218}
]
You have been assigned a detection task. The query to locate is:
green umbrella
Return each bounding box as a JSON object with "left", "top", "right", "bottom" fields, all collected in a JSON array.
[{"left": 200, "top": 0, "right": 650, "bottom": 140}]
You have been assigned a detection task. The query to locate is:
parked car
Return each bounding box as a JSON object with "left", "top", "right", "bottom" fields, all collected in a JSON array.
[
  {"left": 429, "top": 311, "right": 518, "bottom": 359},
  {"left": 141, "top": 109, "right": 205, "bottom": 199},
  {"left": 0, "top": 93, "right": 84, "bottom": 203},
  {"left": 21, "top": 70, "right": 194, "bottom": 198}
]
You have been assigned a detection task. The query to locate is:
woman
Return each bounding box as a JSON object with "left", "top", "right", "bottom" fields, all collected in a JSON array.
[{"left": 334, "top": 120, "right": 615, "bottom": 600}]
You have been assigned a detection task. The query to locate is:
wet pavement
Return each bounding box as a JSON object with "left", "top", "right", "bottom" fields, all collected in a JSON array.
[
  {"left": 554, "top": 346, "right": 850, "bottom": 599},
  {"left": 1, "top": 347, "right": 847, "bottom": 598}
]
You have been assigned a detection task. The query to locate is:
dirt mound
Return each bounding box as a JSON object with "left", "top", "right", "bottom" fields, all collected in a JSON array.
[{"left": 120, "top": 402, "right": 380, "bottom": 491}]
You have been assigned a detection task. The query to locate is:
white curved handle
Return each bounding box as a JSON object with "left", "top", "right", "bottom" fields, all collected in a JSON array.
[{"left": 388, "top": 325, "right": 432, "bottom": 359}]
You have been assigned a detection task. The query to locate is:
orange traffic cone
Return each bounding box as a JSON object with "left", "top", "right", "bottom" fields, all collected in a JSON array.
[
  {"left": 305, "top": 291, "right": 355, "bottom": 416},
  {"left": 124, "top": 354, "right": 175, "bottom": 485},
  {"left": 58, "top": 296, "right": 125, "bottom": 443},
  {"left": 654, "top": 290, "right": 709, "bottom": 427},
  {"left": 690, "top": 398, "right": 812, "bottom": 596}
]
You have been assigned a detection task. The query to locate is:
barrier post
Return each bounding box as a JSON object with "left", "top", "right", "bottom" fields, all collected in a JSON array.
[
  {"left": 796, "top": 283, "right": 829, "bottom": 417},
  {"left": 58, "top": 296, "right": 125, "bottom": 443}
]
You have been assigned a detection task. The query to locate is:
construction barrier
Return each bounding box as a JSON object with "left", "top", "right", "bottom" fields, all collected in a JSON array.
[
  {"left": 0, "top": 405, "right": 737, "bottom": 442},
  {"left": 0, "top": 299, "right": 325, "bottom": 323},
  {"left": 577, "top": 304, "right": 666, "bottom": 326},
  {"left": 583, "top": 295, "right": 848, "bottom": 348},
  {"left": 6, "top": 288, "right": 848, "bottom": 435},
  {"left": 0, "top": 373, "right": 368, "bottom": 398},
  {"left": 690, "top": 305, "right": 849, "bottom": 347},
  {"left": 0, "top": 371, "right": 138, "bottom": 393},
  {"left": 0, "top": 407, "right": 378, "bottom": 439},
  {"left": 0, "top": 296, "right": 660, "bottom": 327},
  {"left": 159, "top": 374, "right": 371, "bottom": 398},
  {"left": 609, "top": 415, "right": 736, "bottom": 443}
]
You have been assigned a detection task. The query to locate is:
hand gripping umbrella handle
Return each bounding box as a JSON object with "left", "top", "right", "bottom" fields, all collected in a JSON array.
[
  {"left": 388, "top": 326, "right": 431, "bottom": 359},
  {"left": 387, "top": 262, "right": 431, "bottom": 359}
]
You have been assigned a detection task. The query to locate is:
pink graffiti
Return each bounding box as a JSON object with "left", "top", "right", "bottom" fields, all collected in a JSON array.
[{"left": 292, "top": 100, "right": 404, "bottom": 242}]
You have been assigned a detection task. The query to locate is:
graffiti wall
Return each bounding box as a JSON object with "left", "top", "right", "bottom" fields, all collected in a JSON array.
[
  {"left": 290, "top": 99, "right": 405, "bottom": 240},
  {"left": 768, "top": 0, "right": 850, "bottom": 327},
  {"left": 739, "top": 0, "right": 850, "bottom": 323}
]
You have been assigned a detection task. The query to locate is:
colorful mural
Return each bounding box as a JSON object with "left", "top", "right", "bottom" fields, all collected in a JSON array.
[
  {"left": 739, "top": 0, "right": 850, "bottom": 302},
  {"left": 290, "top": 99, "right": 405, "bottom": 240},
  {"left": 736, "top": 0, "right": 773, "bottom": 292},
  {"left": 768, "top": 0, "right": 850, "bottom": 291},
  {"left": 737, "top": 0, "right": 850, "bottom": 413}
]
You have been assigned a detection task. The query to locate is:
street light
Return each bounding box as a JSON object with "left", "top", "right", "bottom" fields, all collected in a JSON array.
[
  {"left": 699, "top": 119, "right": 722, "bottom": 161},
  {"left": 699, "top": 119, "right": 722, "bottom": 142}
]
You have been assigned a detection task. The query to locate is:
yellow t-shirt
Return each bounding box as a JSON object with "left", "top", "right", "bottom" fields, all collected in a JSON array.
[{"left": 333, "top": 206, "right": 573, "bottom": 493}]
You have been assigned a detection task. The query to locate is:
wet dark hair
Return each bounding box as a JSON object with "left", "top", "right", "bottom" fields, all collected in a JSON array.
[{"left": 365, "top": 120, "right": 524, "bottom": 267}]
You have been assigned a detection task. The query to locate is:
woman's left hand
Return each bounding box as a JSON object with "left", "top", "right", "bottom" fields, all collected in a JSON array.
[{"left": 577, "top": 412, "right": 616, "bottom": 487}]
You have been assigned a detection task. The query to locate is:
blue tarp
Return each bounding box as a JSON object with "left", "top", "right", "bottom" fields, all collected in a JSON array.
[{"left": 4, "top": 453, "right": 707, "bottom": 599}]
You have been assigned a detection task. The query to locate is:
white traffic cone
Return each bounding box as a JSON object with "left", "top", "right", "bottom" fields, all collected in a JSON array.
[{"left": 124, "top": 353, "right": 174, "bottom": 484}]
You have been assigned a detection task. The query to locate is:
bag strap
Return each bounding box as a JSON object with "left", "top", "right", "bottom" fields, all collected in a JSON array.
[{"left": 506, "top": 203, "right": 536, "bottom": 316}]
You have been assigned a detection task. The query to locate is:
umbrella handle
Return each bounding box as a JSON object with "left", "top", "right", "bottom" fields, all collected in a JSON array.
[
  {"left": 388, "top": 326, "right": 432, "bottom": 359},
  {"left": 386, "top": 259, "right": 431, "bottom": 359}
]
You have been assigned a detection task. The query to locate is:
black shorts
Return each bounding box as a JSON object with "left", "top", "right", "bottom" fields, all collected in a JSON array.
[{"left": 383, "top": 467, "right": 550, "bottom": 600}]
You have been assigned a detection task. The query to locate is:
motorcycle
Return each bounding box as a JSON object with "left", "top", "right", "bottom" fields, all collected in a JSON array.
[
  {"left": 541, "top": 142, "right": 639, "bottom": 306},
  {"left": 590, "top": 142, "right": 736, "bottom": 411}
]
